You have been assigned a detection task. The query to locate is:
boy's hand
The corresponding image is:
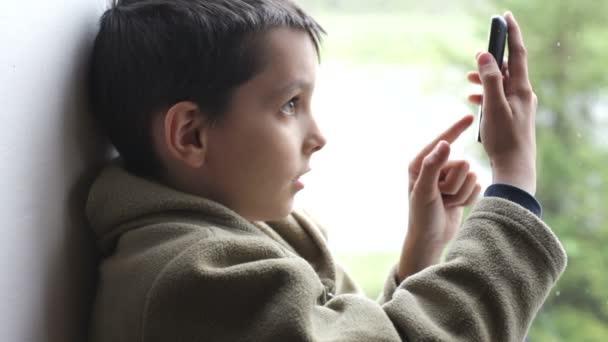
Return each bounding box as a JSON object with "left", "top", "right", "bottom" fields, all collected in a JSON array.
[
  {"left": 467, "top": 12, "right": 538, "bottom": 195},
  {"left": 397, "top": 115, "right": 481, "bottom": 282}
]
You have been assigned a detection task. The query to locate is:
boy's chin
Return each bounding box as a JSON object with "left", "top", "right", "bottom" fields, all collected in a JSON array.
[
  {"left": 264, "top": 201, "right": 295, "bottom": 222},
  {"left": 268, "top": 204, "right": 294, "bottom": 222},
  {"left": 243, "top": 199, "right": 294, "bottom": 222}
]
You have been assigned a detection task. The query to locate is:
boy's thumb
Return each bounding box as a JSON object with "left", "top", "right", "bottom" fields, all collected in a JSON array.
[
  {"left": 413, "top": 141, "right": 450, "bottom": 199},
  {"left": 478, "top": 52, "right": 505, "bottom": 103}
]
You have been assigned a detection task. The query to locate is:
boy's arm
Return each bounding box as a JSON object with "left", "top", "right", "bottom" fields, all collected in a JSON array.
[
  {"left": 395, "top": 10, "right": 542, "bottom": 284},
  {"left": 384, "top": 197, "right": 565, "bottom": 340},
  {"left": 378, "top": 183, "right": 543, "bottom": 305},
  {"left": 141, "top": 200, "right": 565, "bottom": 342},
  {"left": 387, "top": 10, "right": 551, "bottom": 310}
]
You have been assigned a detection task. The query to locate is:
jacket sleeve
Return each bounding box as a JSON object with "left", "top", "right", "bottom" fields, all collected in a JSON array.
[
  {"left": 142, "top": 197, "right": 567, "bottom": 342},
  {"left": 378, "top": 264, "right": 401, "bottom": 305}
]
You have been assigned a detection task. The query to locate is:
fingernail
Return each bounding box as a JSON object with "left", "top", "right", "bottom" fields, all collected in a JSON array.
[
  {"left": 478, "top": 53, "right": 493, "bottom": 66},
  {"left": 505, "top": 11, "right": 515, "bottom": 22}
]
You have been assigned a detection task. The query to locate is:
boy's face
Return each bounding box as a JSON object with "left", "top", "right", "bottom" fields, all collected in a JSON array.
[{"left": 201, "top": 27, "right": 326, "bottom": 221}]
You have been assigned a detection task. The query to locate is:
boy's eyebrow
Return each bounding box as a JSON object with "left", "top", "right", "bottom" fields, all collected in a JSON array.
[{"left": 273, "top": 79, "right": 312, "bottom": 96}]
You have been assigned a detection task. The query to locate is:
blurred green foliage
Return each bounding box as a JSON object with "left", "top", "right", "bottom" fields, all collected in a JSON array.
[
  {"left": 314, "top": 12, "right": 480, "bottom": 66},
  {"left": 303, "top": 0, "right": 608, "bottom": 340},
  {"left": 337, "top": 252, "right": 399, "bottom": 298}
]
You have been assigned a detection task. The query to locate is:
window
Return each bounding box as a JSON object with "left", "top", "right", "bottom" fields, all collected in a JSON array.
[{"left": 294, "top": 1, "right": 608, "bottom": 340}]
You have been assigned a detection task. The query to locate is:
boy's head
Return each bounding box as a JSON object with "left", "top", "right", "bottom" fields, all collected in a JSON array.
[{"left": 89, "top": 0, "right": 327, "bottom": 221}]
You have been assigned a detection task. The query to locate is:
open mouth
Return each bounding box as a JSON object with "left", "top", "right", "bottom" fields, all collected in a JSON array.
[
  {"left": 293, "top": 168, "right": 311, "bottom": 182},
  {"left": 293, "top": 169, "right": 311, "bottom": 189}
]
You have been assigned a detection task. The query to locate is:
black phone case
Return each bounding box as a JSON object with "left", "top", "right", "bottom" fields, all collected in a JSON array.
[{"left": 478, "top": 16, "right": 508, "bottom": 142}]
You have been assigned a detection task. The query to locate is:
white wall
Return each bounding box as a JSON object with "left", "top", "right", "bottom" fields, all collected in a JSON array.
[{"left": 0, "top": 1, "right": 112, "bottom": 341}]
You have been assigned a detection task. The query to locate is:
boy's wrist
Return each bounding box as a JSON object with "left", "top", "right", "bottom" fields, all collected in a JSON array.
[
  {"left": 397, "top": 234, "right": 444, "bottom": 282},
  {"left": 492, "top": 169, "right": 536, "bottom": 195},
  {"left": 491, "top": 156, "right": 536, "bottom": 195}
]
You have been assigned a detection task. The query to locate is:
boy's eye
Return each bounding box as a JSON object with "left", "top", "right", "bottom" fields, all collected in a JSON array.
[{"left": 280, "top": 97, "right": 299, "bottom": 116}]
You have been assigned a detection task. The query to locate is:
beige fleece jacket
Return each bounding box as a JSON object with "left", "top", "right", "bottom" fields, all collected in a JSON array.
[{"left": 87, "top": 161, "right": 566, "bottom": 342}]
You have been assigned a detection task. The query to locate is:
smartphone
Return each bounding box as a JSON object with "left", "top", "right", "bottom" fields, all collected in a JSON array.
[{"left": 478, "top": 15, "right": 508, "bottom": 142}]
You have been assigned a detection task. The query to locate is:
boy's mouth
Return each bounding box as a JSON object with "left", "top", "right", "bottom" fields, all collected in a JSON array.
[{"left": 293, "top": 168, "right": 311, "bottom": 182}]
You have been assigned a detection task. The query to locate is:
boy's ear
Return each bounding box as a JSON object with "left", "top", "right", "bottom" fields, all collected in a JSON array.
[{"left": 163, "top": 101, "right": 208, "bottom": 169}]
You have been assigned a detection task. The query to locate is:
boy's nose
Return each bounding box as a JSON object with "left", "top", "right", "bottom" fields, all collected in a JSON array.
[{"left": 305, "top": 118, "right": 326, "bottom": 154}]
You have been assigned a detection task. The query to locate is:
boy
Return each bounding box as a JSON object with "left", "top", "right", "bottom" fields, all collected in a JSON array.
[{"left": 86, "top": 0, "right": 566, "bottom": 341}]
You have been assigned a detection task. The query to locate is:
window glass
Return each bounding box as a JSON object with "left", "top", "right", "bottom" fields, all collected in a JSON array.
[{"left": 295, "top": 1, "right": 608, "bottom": 340}]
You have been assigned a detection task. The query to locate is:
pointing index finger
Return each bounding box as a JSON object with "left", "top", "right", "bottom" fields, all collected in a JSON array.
[{"left": 410, "top": 115, "right": 474, "bottom": 171}]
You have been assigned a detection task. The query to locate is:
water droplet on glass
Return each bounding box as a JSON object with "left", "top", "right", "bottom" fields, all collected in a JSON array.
[
  {"left": 556, "top": 41, "right": 561, "bottom": 47},
  {"left": 556, "top": 291, "right": 561, "bottom": 297}
]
